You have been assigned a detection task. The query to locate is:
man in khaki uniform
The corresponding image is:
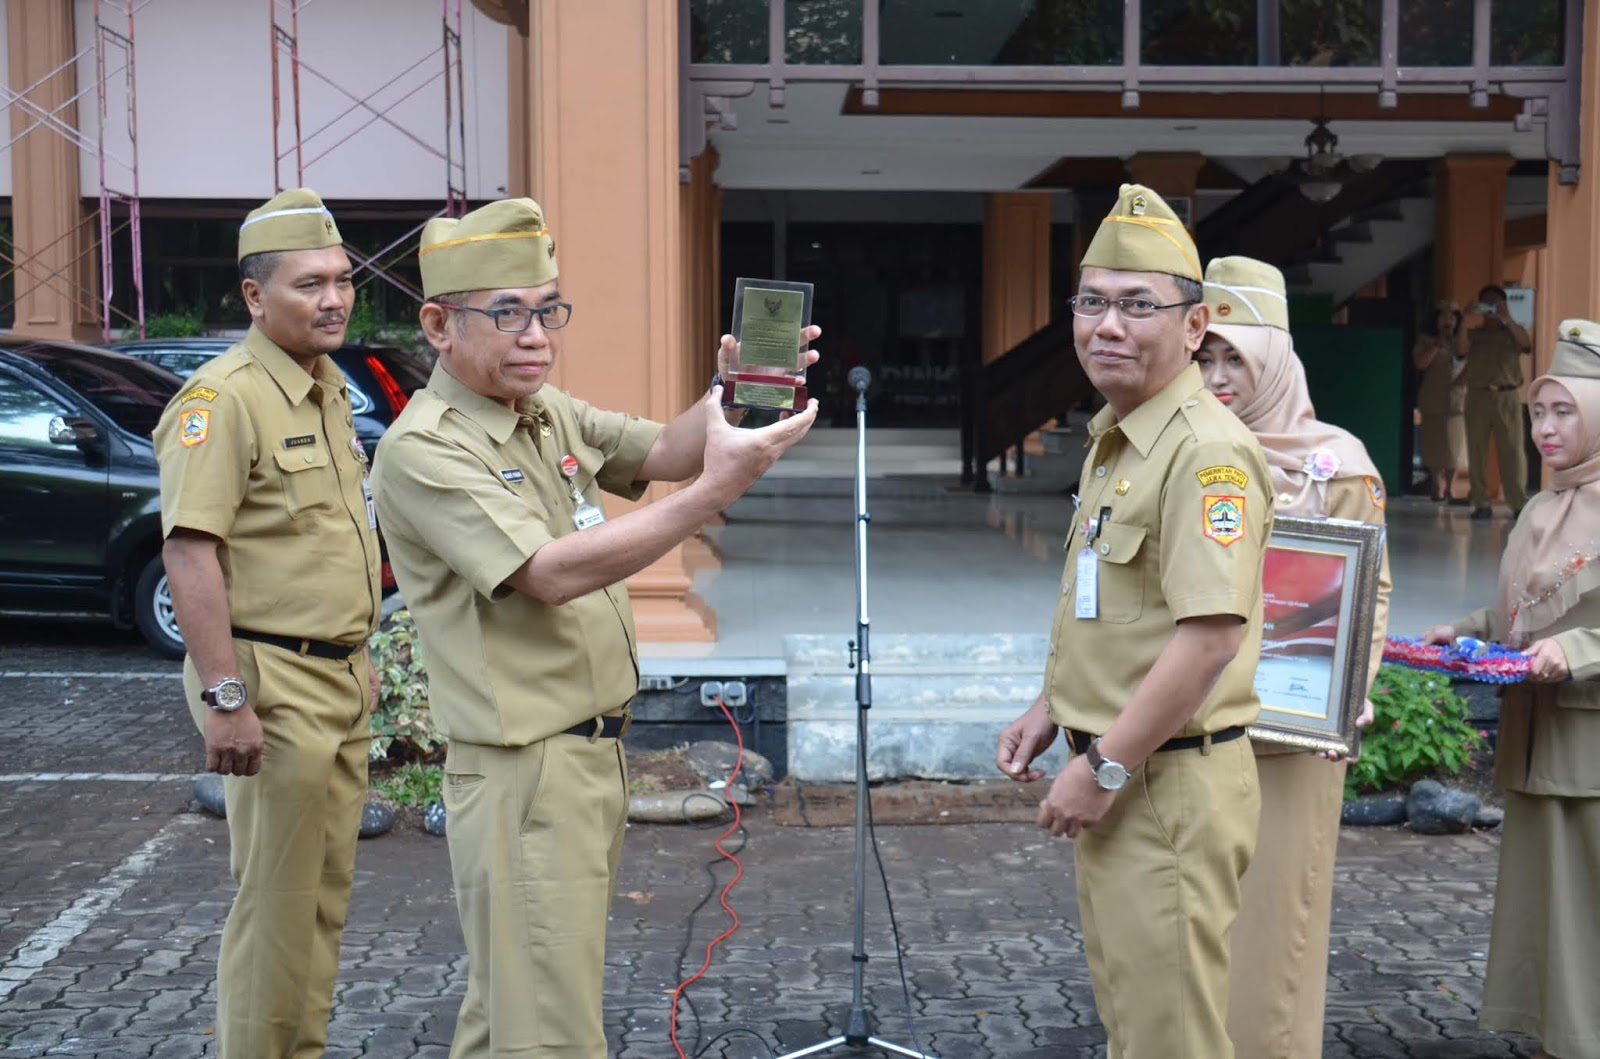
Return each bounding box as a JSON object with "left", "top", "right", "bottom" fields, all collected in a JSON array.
[
  {"left": 154, "top": 188, "right": 381, "bottom": 1057},
  {"left": 997, "top": 185, "right": 1272, "bottom": 1058},
  {"left": 1464, "top": 283, "right": 1533, "bottom": 518},
  {"left": 370, "top": 198, "right": 818, "bottom": 1058}
]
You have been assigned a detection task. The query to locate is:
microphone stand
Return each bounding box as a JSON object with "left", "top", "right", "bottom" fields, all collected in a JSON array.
[{"left": 776, "top": 369, "right": 934, "bottom": 1059}]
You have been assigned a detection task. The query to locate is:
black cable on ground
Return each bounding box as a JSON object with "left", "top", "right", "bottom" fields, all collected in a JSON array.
[{"left": 866, "top": 788, "right": 928, "bottom": 1058}]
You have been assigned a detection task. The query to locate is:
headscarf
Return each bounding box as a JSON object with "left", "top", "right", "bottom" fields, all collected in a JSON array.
[
  {"left": 1206, "top": 322, "right": 1379, "bottom": 516},
  {"left": 1493, "top": 321, "right": 1600, "bottom": 645}
]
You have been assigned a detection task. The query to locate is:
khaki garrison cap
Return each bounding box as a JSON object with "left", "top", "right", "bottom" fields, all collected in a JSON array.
[
  {"left": 237, "top": 188, "right": 341, "bottom": 262},
  {"left": 1079, "top": 183, "right": 1201, "bottom": 282},
  {"left": 1551, "top": 319, "right": 1600, "bottom": 379},
  {"left": 1203, "top": 256, "right": 1291, "bottom": 331},
  {"left": 419, "top": 198, "right": 558, "bottom": 299}
]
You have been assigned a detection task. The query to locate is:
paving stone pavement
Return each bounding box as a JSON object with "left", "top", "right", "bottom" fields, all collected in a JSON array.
[{"left": 0, "top": 622, "right": 1544, "bottom": 1058}]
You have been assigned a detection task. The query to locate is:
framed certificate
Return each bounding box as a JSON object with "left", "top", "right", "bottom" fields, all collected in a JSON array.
[{"left": 1248, "top": 515, "right": 1385, "bottom": 756}]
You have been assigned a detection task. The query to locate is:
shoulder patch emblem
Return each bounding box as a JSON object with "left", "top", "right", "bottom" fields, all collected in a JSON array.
[
  {"left": 1364, "top": 475, "right": 1385, "bottom": 510},
  {"left": 1196, "top": 464, "right": 1249, "bottom": 489},
  {"left": 1202, "top": 494, "right": 1246, "bottom": 547},
  {"left": 180, "top": 385, "right": 218, "bottom": 403},
  {"left": 180, "top": 409, "right": 210, "bottom": 447}
]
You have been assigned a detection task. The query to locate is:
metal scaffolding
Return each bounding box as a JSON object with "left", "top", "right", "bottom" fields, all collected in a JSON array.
[
  {"left": 0, "top": 0, "right": 149, "bottom": 340},
  {"left": 269, "top": 0, "right": 469, "bottom": 303}
]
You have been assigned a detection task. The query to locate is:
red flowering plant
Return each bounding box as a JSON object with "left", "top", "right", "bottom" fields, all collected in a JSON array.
[{"left": 1345, "top": 663, "right": 1481, "bottom": 798}]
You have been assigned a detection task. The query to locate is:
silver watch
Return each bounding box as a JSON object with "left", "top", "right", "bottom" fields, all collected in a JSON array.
[
  {"left": 202, "top": 677, "right": 248, "bottom": 713},
  {"left": 1085, "top": 739, "right": 1129, "bottom": 791}
]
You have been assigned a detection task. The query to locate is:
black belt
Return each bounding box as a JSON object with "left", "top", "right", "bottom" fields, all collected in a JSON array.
[
  {"left": 232, "top": 627, "right": 363, "bottom": 660},
  {"left": 1068, "top": 725, "right": 1247, "bottom": 756},
  {"left": 561, "top": 714, "right": 631, "bottom": 740}
]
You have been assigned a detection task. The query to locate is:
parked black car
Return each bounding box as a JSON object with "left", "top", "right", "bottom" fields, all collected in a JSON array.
[
  {"left": 107, "top": 337, "right": 436, "bottom": 455},
  {"left": 0, "top": 335, "right": 185, "bottom": 656}
]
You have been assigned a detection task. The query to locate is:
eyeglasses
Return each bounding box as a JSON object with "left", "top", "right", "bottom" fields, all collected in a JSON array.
[
  {"left": 434, "top": 301, "right": 573, "bottom": 332},
  {"left": 1068, "top": 295, "right": 1196, "bottom": 321}
]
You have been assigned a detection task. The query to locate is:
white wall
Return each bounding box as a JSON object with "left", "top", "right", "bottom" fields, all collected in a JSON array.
[{"left": 43, "top": 0, "right": 508, "bottom": 201}]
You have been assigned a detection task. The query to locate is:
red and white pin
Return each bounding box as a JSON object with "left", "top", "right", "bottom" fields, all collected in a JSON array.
[{"left": 559, "top": 454, "right": 579, "bottom": 479}]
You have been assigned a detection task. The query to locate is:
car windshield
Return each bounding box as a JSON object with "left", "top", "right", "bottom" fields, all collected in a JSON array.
[{"left": 18, "top": 345, "right": 180, "bottom": 438}]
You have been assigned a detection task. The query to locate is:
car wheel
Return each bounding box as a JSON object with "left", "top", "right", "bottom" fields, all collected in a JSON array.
[{"left": 134, "top": 555, "right": 186, "bottom": 659}]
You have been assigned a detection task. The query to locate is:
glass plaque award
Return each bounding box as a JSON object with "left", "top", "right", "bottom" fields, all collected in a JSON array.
[{"left": 723, "top": 277, "right": 812, "bottom": 412}]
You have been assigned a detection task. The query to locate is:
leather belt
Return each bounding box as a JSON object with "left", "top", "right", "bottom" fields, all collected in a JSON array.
[
  {"left": 232, "top": 627, "right": 362, "bottom": 660},
  {"left": 561, "top": 713, "right": 631, "bottom": 741},
  {"left": 1067, "top": 724, "right": 1247, "bottom": 756}
]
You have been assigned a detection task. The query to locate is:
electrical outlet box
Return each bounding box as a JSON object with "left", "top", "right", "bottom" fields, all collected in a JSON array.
[
  {"left": 721, "top": 680, "right": 748, "bottom": 708},
  {"left": 699, "top": 680, "right": 724, "bottom": 707},
  {"left": 638, "top": 675, "right": 675, "bottom": 692}
]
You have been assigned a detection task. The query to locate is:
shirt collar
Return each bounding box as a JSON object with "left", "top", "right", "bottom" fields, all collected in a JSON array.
[
  {"left": 1088, "top": 362, "right": 1206, "bottom": 458},
  {"left": 427, "top": 363, "right": 533, "bottom": 445},
  {"left": 243, "top": 326, "right": 343, "bottom": 406}
]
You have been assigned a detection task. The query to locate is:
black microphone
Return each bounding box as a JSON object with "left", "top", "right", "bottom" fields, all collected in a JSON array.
[{"left": 847, "top": 366, "right": 871, "bottom": 393}]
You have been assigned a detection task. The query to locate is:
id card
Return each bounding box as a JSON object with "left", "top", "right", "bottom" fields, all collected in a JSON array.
[
  {"left": 573, "top": 503, "right": 606, "bottom": 531},
  {"left": 1074, "top": 547, "right": 1098, "bottom": 619},
  {"left": 363, "top": 476, "right": 377, "bottom": 530}
]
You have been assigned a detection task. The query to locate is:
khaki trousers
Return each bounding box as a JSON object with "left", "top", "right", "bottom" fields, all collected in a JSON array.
[
  {"left": 444, "top": 732, "right": 629, "bottom": 1059},
  {"left": 1227, "top": 749, "right": 1346, "bottom": 1059},
  {"left": 184, "top": 642, "right": 371, "bottom": 1059},
  {"left": 1074, "top": 735, "right": 1260, "bottom": 1059},
  {"left": 1465, "top": 387, "right": 1529, "bottom": 510}
]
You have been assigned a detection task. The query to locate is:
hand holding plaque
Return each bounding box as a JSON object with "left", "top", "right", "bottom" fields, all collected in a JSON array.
[{"left": 722, "top": 278, "right": 813, "bottom": 412}]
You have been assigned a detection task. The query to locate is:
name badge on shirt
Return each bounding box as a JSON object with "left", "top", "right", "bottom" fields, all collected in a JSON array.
[
  {"left": 1074, "top": 547, "right": 1098, "bottom": 620},
  {"left": 362, "top": 476, "right": 377, "bottom": 530},
  {"left": 573, "top": 503, "right": 606, "bottom": 531},
  {"left": 499, "top": 468, "right": 526, "bottom": 484}
]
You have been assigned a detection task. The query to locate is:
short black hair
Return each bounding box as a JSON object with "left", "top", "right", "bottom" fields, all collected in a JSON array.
[
  {"left": 1172, "top": 275, "right": 1203, "bottom": 306},
  {"left": 1478, "top": 284, "right": 1508, "bottom": 303},
  {"left": 429, "top": 291, "right": 473, "bottom": 338},
  {"left": 239, "top": 251, "right": 282, "bottom": 286}
]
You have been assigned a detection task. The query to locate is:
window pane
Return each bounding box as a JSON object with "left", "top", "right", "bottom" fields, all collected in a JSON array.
[
  {"left": 1493, "top": 0, "right": 1565, "bottom": 65},
  {"left": 880, "top": 0, "right": 1121, "bottom": 66},
  {"left": 1399, "top": 0, "right": 1474, "bottom": 65},
  {"left": 788, "top": 0, "right": 861, "bottom": 64},
  {"left": 1280, "top": 0, "right": 1381, "bottom": 66},
  {"left": 690, "top": 0, "right": 769, "bottom": 64},
  {"left": 1142, "top": 0, "right": 1257, "bottom": 66},
  {"left": 0, "top": 374, "right": 67, "bottom": 452}
]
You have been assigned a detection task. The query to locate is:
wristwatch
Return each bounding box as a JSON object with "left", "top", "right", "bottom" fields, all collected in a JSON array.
[
  {"left": 1084, "top": 739, "right": 1129, "bottom": 791},
  {"left": 201, "top": 677, "right": 248, "bottom": 713}
]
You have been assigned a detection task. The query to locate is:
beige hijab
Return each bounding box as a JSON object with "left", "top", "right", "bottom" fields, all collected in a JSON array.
[
  {"left": 1208, "top": 322, "right": 1379, "bottom": 516},
  {"left": 1494, "top": 372, "right": 1600, "bottom": 646}
]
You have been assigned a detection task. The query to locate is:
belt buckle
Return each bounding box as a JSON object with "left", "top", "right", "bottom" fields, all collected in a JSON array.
[{"left": 617, "top": 711, "right": 632, "bottom": 739}]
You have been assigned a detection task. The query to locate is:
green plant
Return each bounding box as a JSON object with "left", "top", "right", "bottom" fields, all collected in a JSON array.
[
  {"left": 140, "top": 309, "right": 207, "bottom": 339},
  {"left": 371, "top": 762, "right": 443, "bottom": 809},
  {"left": 1345, "top": 663, "right": 1482, "bottom": 798},
  {"left": 368, "top": 609, "right": 444, "bottom": 764},
  {"left": 346, "top": 290, "right": 378, "bottom": 343}
]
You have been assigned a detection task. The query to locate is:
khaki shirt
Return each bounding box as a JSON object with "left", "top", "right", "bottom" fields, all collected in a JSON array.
[
  {"left": 1463, "top": 324, "right": 1526, "bottom": 389},
  {"left": 370, "top": 365, "right": 664, "bottom": 747},
  {"left": 1046, "top": 364, "right": 1272, "bottom": 737},
  {"left": 152, "top": 326, "right": 381, "bottom": 645}
]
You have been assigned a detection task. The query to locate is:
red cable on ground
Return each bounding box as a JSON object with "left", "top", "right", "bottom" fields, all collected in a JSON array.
[{"left": 668, "top": 695, "right": 749, "bottom": 1059}]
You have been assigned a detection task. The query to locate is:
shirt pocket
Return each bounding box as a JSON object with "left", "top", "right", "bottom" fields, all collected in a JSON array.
[
  {"left": 1093, "top": 522, "right": 1147, "bottom": 624},
  {"left": 271, "top": 445, "right": 334, "bottom": 519}
]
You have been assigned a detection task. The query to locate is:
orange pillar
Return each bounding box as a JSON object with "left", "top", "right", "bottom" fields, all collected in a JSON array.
[
  {"left": 680, "top": 147, "right": 724, "bottom": 578},
  {"left": 980, "top": 193, "right": 1051, "bottom": 364},
  {"left": 510, "top": 0, "right": 715, "bottom": 641},
  {"left": 1537, "top": 0, "right": 1600, "bottom": 379},
  {"left": 1435, "top": 154, "right": 1514, "bottom": 309},
  {"left": 6, "top": 0, "right": 95, "bottom": 341},
  {"left": 1125, "top": 152, "right": 1206, "bottom": 227}
]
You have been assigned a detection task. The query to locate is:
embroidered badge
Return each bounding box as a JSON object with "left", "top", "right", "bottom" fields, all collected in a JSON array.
[
  {"left": 1196, "top": 464, "right": 1249, "bottom": 489},
  {"left": 1364, "top": 475, "right": 1386, "bottom": 510},
  {"left": 1130, "top": 194, "right": 1148, "bottom": 216},
  {"left": 283, "top": 434, "right": 316, "bottom": 449},
  {"left": 180, "top": 409, "right": 210, "bottom": 447},
  {"left": 500, "top": 468, "right": 526, "bottom": 484},
  {"left": 180, "top": 385, "right": 218, "bottom": 403},
  {"left": 1216, "top": 302, "right": 1232, "bottom": 317},
  {"left": 1303, "top": 450, "right": 1341, "bottom": 481},
  {"left": 1202, "top": 494, "right": 1246, "bottom": 547}
]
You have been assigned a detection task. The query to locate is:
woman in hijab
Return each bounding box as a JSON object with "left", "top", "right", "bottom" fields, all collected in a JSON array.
[
  {"left": 1424, "top": 320, "right": 1600, "bottom": 1059},
  {"left": 1196, "top": 256, "right": 1391, "bottom": 1059},
  {"left": 1414, "top": 299, "right": 1469, "bottom": 501}
]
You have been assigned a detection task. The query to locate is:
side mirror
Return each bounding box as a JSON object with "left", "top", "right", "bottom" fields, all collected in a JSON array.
[{"left": 48, "top": 415, "right": 99, "bottom": 446}]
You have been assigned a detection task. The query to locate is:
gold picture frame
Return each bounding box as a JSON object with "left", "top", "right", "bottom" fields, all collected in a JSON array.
[{"left": 1248, "top": 515, "right": 1386, "bottom": 757}]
